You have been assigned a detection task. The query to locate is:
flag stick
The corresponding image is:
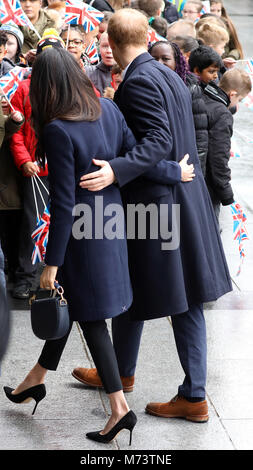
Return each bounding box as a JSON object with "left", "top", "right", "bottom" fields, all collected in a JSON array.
[
  {"left": 1, "top": 90, "right": 15, "bottom": 112},
  {"left": 66, "top": 23, "right": 70, "bottom": 49},
  {"left": 31, "top": 27, "right": 42, "bottom": 40}
]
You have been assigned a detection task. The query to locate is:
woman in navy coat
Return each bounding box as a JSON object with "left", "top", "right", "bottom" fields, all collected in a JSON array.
[{"left": 3, "top": 48, "right": 138, "bottom": 444}]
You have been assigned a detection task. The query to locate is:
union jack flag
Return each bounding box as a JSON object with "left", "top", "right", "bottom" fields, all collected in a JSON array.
[
  {"left": 0, "top": 66, "right": 28, "bottom": 101},
  {"left": 65, "top": 0, "right": 104, "bottom": 33},
  {"left": 230, "top": 137, "right": 241, "bottom": 158},
  {"left": 31, "top": 204, "right": 50, "bottom": 265},
  {"left": 230, "top": 202, "right": 249, "bottom": 275},
  {"left": 0, "top": 0, "right": 35, "bottom": 29},
  {"left": 85, "top": 40, "right": 99, "bottom": 64},
  {"left": 147, "top": 28, "right": 164, "bottom": 47},
  {"left": 245, "top": 59, "right": 253, "bottom": 77},
  {"left": 242, "top": 92, "right": 253, "bottom": 110}
]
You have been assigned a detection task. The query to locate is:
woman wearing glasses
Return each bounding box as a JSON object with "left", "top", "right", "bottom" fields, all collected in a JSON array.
[{"left": 182, "top": 0, "right": 203, "bottom": 23}]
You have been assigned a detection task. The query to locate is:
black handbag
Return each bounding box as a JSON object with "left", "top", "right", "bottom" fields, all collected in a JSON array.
[{"left": 30, "top": 283, "right": 70, "bottom": 341}]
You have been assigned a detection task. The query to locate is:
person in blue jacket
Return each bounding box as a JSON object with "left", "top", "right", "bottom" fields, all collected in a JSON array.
[
  {"left": 76, "top": 8, "right": 232, "bottom": 423},
  {"left": 3, "top": 44, "right": 194, "bottom": 443},
  {"left": 3, "top": 47, "right": 140, "bottom": 444}
]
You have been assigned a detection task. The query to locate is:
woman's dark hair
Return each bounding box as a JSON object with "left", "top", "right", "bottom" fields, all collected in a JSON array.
[
  {"left": 188, "top": 45, "right": 223, "bottom": 72},
  {"left": 149, "top": 40, "right": 188, "bottom": 84},
  {"left": 30, "top": 47, "right": 101, "bottom": 167}
]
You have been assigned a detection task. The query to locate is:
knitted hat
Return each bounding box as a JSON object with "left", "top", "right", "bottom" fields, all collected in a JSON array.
[
  {"left": 36, "top": 28, "right": 65, "bottom": 55},
  {"left": 0, "top": 24, "right": 24, "bottom": 51}
]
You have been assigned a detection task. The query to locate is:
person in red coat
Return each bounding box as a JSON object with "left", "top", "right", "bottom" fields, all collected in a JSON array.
[{"left": 10, "top": 74, "right": 49, "bottom": 299}]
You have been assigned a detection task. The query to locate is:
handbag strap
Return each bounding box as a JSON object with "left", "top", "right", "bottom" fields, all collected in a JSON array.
[{"left": 29, "top": 282, "right": 66, "bottom": 305}]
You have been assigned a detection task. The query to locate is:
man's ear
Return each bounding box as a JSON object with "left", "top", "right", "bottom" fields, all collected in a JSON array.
[{"left": 227, "top": 90, "right": 237, "bottom": 99}]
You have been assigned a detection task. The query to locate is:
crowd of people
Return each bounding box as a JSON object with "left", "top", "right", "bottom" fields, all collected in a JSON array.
[{"left": 0, "top": 0, "right": 252, "bottom": 446}]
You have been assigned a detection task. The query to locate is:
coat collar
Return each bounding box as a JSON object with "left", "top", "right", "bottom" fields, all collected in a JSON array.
[
  {"left": 123, "top": 52, "right": 155, "bottom": 82},
  {"left": 204, "top": 81, "right": 231, "bottom": 108}
]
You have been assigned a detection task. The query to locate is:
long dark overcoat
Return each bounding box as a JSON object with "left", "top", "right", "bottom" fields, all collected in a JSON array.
[
  {"left": 110, "top": 52, "right": 232, "bottom": 321},
  {"left": 43, "top": 98, "right": 135, "bottom": 322}
]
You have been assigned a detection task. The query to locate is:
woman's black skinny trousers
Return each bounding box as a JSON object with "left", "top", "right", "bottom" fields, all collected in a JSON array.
[{"left": 38, "top": 319, "right": 122, "bottom": 394}]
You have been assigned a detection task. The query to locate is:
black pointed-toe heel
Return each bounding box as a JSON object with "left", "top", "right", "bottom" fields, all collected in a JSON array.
[
  {"left": 3, "top": 384, "right": 46, "bottom": 415},
  {"left": 86, "top": 410, "right": 137, "bottom": 445}
]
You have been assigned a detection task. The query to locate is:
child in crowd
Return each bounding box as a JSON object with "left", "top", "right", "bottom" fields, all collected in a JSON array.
[
  {"left": 149, "top": 16, "right": 168, "bottom": 38},
  {"left": 85, "top": 32, "right": 115, "bottom": 96},
  {"left": 149, "top": 40, "right": 208, "bottom": 177},
  {"left": 171, "top": 35, "right": 199, "bottom": 62},
  {"left": 97, "top": 11, "right": 114, "bottom": 41},
  {"left": 182, "top": 0, "right": 203, "bottom": 23},
  {"left": 209, "top": 0, "right": 244, "bottom": 61},
  {"left": 60, "top": 25, "right": 91, "bottom": 68},
  {"left": 189, "top": 44, "right": 223, "bottom": 86},
  {"left": 167, "top": 19, "right": 196, "bottom": 41},
  {"left": 103, "top": 63, "right": 123, "bottom": 99},
  {"left": 197, "top": 22, "right": 229, "bottom": 57},
  {"left": 0, "top": 32, "right": 14, "bottom": 77},
  {"left": 203, "top": 68, "right": 252, "bottom": 223},
  {"left": 0, "top": 24, "right": 25, "bottom": 66}
]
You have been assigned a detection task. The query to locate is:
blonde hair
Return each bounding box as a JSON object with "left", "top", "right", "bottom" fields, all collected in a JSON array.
[
  {"left": 107, "top": 8, "right": 148, "bottom": 49},
  {"left": 197, "top": 23, "right": 229, "bottom": 47},
  {"left": 167, "top": 19, "right": 196, "bottom": 40},
  {"left": 195, "top": 15, "right": 227, "bottom": 32},
  {"left": 219, "top": 68, "right": 252, "bottom": 97}
]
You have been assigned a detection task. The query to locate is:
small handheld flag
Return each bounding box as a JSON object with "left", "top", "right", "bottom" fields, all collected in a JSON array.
[
  {"left": 0, "top": 0, "right": 41, "bottom": 38},
  {"left": 65, "top": 0, "right": 104, "bottom": 33}
]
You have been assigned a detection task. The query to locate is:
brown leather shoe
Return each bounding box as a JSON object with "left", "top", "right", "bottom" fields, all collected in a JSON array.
[
  {"left": 72, "top": 367, "right": 135, "bottom": 392},
  {"left": 145, "top": 395, "right": 209, "bottom": 422}
]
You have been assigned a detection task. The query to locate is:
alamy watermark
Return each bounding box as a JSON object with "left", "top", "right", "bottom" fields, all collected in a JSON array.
[{"left": 72, "top": 196, "right": 180, "bottom": 251}]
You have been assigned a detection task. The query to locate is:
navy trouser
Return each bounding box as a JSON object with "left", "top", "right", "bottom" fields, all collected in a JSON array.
[{"left": 112, "top": 303, "right": 207, "bottom": 398}]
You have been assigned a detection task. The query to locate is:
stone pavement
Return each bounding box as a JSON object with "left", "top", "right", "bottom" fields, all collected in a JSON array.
[{"left": 0, "top": 0, "right": 253, "bottom": 452}]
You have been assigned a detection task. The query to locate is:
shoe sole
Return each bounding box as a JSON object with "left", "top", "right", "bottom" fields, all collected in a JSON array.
[
  {"left": 145, "top": 408, "right": 209, "bottom": 423},
  {"left": 71, "top": 372, "right": 134, "bottom": 393}
]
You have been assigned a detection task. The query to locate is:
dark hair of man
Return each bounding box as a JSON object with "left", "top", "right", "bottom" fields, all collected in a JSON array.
[
  {"left": 172, "top": 35, "right": 199, "bottom": 53},
  {"left": 30, "top": 47, "right": 101, "bottom": 167},
  {"left": 0, "top": 31, "right": 8, "bottom": 48},
  {"left": 188, "top": 45, "right": 223, "bottom": 72}
]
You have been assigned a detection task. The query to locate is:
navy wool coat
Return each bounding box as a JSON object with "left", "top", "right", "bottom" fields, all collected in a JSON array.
[
  {"left": 44, "top": 99, "right": 135, "bottom": 322},
  {"left": 110, "top": 53, "right": 232, "bottom": 321}
]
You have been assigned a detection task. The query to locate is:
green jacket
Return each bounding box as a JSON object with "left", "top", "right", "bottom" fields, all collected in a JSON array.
[
  {"left": 0, "top": 107, "right": 24, "bottom": 211},
  {"left": 20, "top": 10, "right": 57, "bottom": 54}
]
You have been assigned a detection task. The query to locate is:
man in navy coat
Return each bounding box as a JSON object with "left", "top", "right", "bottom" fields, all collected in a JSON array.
[{"left": 75, "top": 8, "right": 232, "bottom": 422}]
